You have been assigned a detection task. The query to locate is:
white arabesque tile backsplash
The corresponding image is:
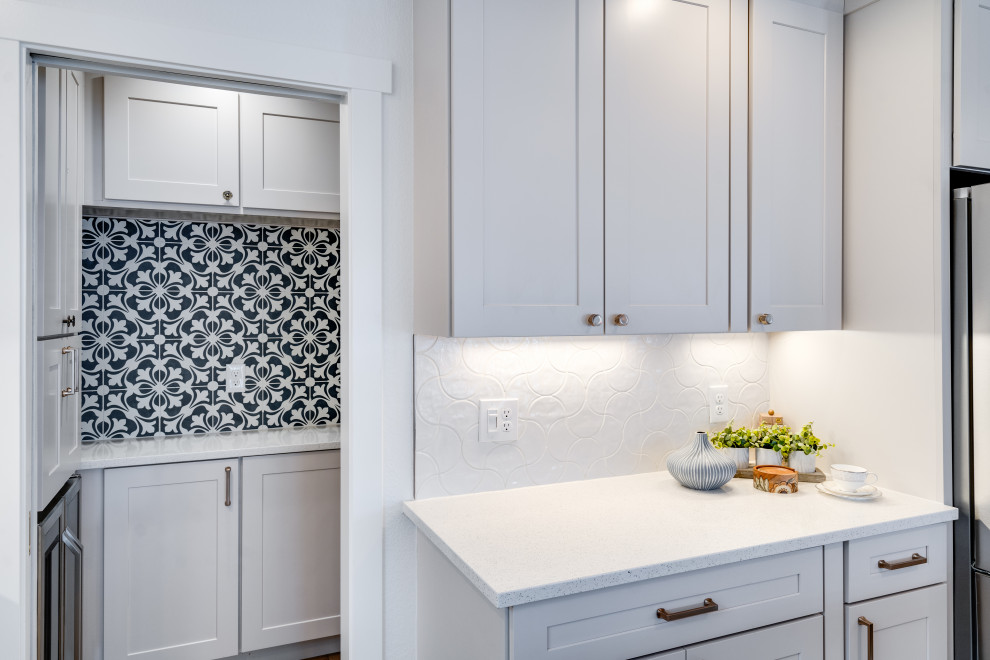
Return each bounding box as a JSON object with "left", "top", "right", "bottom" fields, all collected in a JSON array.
[{"left": 414, "top": 333, "right": 770, "bottom": 498}]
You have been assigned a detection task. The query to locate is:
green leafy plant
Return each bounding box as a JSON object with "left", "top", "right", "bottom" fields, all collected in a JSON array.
[
  {"left": 753, "top": 423, "right": 793, "bottom": 457},
  {"left": 710, "top": 423, "right": 753, "bottom": 449},
  {"left": 789, "top": 422, "right": 833, "bottom": 457}
]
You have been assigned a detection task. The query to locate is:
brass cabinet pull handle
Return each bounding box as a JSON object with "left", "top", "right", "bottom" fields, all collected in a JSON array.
[
  {"left": 877, "top": 553, "right": 927, "bottom": 570},
  {"left": 657, "top": 597, "right": 718, "bottom": 621},
  {"left": 858, "top": 616, "right": 875, "bottom": 660},
  {"left": 224, "top": 467, "right": 231, "bottom": 506}
]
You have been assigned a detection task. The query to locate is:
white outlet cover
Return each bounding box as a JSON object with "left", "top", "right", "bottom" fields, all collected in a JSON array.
[
  {"left": 226, "top": 363, "right": 247, "bottom": 393},
  {"left": 478, "top": 398, "right": 518, "bottom": 443},
  {"left": 708, "top": 384, "right": 730, "bottom": 423}
]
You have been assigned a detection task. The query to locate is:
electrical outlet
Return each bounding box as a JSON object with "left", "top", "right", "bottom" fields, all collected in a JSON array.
[
  {"left": 708, "top": 384, "right": 730, "bottom": 423},
  {"left": 226, "top": 363, "right": 247, "bottom": 393},
  {"left": 479, "top": 398, "right": 518, "bottom": 443}
]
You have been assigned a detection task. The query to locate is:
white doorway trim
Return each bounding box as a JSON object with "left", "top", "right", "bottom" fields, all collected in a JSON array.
[{"left": 0, "top": 4, "right": 390, "bottom": 659}]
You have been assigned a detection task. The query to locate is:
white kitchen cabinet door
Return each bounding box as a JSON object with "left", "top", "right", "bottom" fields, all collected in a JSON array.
[
  {"left": 240, "top": 94, "right": 340, "bottom": 213},
  {"left": 103, "top": 76, "right": 239, "bottom": 207},
  {"left": 750, "top": 0, "right": 843, "bottom": 331},
  {"left": 104, "top": 460, "right": 239, "bottom": 660},
  {"left": 955, "top": 0, "right": 990, "bottom": 168},
  {"left": 844, "top": 584, "right": 947, "bottom": 660},
  {"left": 36, "top": 336, "right": 80, "bottom": 510},
  {"left": 38, "top": 67, "right": 83, "bottom": 338},
  {"left": 686, "top": 615, "right": 823, "bottom": 660},
  {"left": 449, "top": 0, "right": 605, "bottom": 337},
  {"left": 241, "top": 451, "right": 341, "bottom": 651},
  {"left": 604, "top": 0, "right": 730, "bottom": 335}
]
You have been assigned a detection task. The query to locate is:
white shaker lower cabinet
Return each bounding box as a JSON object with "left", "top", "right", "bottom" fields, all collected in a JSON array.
[
  {"left": 844, "top": 585, "right": 948, "bottom": 660},
  {"left": 240, "top": 452, "right": 341, "bottom": 651},
  {"left": 103, "top": 451, "right": 340, "bottom": 660},
  {"left": 103, "top": 460, "right": 239, "bottom": 660},
  {"left": 418, "top": 523, "right": 952, "bottom": 660},
  {"left": 749, "top": 0, "right": 843, "bottom": 331}
]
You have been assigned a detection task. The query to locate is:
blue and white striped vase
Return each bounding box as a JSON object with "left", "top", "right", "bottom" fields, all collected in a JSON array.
[{"left": 666, "top": 431, "right": 737, "bottom": 491}]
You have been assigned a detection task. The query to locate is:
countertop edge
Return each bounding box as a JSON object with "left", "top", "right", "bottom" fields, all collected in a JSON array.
[
  {"left": 78, "top": 438, "right": 340, "bottom": 470},
  {"left": 404, "top": 503, "right": 958, "bottom": 609},
  {"left": 404, "top": 502, "right": 503, "bottom": 607}
]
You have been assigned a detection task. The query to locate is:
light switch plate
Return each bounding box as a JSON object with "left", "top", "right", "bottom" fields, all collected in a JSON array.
[{"left": 478, "top": 398, "right": 518, "bottom": 443}]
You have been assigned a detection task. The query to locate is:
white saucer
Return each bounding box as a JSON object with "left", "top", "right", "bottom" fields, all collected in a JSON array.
[{"left": 816, "top": 481, "right": 882, "bottom": 501}]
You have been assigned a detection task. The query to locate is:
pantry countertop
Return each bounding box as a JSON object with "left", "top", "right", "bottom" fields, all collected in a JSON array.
[
  {"left": 403, "top": 470, "right": 957, "bottom": 608},
  {"left": 77, "top": 425, "right": 339, "bottom": 469}
]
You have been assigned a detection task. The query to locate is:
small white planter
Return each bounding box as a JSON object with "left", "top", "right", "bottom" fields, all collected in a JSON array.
[
  {"left": 787, "top": 451, "right": 817, "bottom": 474},
  {"left": 722, "top": 448, "right": 750, "bottom": 470},
  {"left": 755, "top": 448, "right": 783, "bottom": 466}
]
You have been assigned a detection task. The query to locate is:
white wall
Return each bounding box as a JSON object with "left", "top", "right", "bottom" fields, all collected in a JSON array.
[
  {"left": 768, "top": 0, "right": 952, "bottom": 503},
  {"left": 3, "top": 1, "right": 415, "bottom": 658}
]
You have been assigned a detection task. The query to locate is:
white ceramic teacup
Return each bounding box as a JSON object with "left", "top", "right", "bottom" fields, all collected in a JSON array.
[{"left": 830, "top": 464, "right": 879, "bottom": 492}]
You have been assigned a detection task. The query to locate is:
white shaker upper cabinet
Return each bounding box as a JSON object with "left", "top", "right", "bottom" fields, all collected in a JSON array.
[
  {"left": 103, "top": 77, "right": 240, "bottom": 207},
  {"left": 750, "top": 0, "right": 843, "bottom": 332},
  {"left": 104, "top": 460, "right": 239, "bottom": 660},
  {"left": 38, "top": 67, "right": 83, "bottom": 338},
  {"left": 240, "top": 452, "right": 341, "bottom": 651},
  {"left": 955, "top": 0, "right": 990, "bottom": 168},
  {"left": 605, "top": 0, "right": 731, "bottom": 335},
  {"left": 239, "top": 94, "right": 340, "bottom": 213},
  {"left": 448, "top": 0, "right": 605, "bottom": 337}
]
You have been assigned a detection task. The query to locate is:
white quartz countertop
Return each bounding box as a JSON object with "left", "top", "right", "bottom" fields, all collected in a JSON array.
[
  {"left": 78, "top": 425, "right": 340, "bottom": 469},
  {"left": 403, "top": 471, "right": 958, "bottom": 609}
]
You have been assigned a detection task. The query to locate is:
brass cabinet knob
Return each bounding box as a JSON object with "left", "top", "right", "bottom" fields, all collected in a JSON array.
[
  {"left": 62, "top": 315, "right": 76, "bottom": 328},
  {"left": 614, "top": 314, "right": 629, "bottom": 327},
  {"left": 758, "top": 313, "right": 774, "bottom": 326},
  {"left": 587, "top": 314, "right": 603, "bottom": 327},
  {"left": 222, "top": 190, "right": 233, "bottom": 201}
]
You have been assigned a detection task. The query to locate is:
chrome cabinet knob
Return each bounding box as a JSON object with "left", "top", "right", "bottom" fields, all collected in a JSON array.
[
  {"left": 587, "top": 314, "right": 603, "bottom": 327},
  {"left": 222, "top": 190, "right": 233, "bottom": 201},
  {"left": 758, "top": 313, "right": 774, "bottom": 326},
  {"left": 614, "top": 314, "right": 629, "bottom": 327}
]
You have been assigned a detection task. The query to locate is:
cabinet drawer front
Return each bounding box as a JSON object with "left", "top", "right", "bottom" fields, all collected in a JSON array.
[
  {"left": 844, "top": 524, "right": 947, "bottom": 602},
  {"left": 511, "top": 547, "right": 823, "bottom": 660},
  {"left": 686, "top": 615, "right": 823, "bottom": 660}
]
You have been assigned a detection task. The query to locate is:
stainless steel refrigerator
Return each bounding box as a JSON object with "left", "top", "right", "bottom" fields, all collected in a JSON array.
[{"left": 951, "top": 183, "right": 990, "bottom": 659}]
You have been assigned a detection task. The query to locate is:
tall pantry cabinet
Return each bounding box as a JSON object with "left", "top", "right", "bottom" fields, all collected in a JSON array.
[
  {"left": 414, "top": 0, "right": 843, "bottom": 338},
  {"left": 36, "top": 66, "right": 83, "bottom": 510}
]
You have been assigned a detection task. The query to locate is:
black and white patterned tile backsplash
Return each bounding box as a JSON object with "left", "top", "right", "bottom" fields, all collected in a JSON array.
[{"left": 80, "top": 215, "right": 340, "bottom": 442}]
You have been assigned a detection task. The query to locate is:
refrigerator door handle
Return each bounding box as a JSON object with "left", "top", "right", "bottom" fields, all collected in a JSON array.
[{"left": 973, "top": 562, "right": 990, "bottom": 578}]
